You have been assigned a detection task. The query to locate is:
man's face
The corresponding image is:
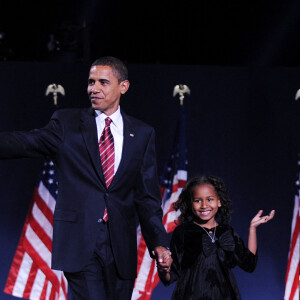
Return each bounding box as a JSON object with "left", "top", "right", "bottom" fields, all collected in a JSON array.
[{"left": 87, "top": 65, "right": 129, "bottom": 115}]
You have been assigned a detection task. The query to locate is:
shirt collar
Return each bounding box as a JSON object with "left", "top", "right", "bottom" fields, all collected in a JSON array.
[{"left": 95, "top": 106, "right": 122, "bottom": 128}]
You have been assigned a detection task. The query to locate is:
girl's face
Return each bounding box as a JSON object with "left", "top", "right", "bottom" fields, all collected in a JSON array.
[{"left": 192, "top": 183, "right": 221, "bottom": 227}]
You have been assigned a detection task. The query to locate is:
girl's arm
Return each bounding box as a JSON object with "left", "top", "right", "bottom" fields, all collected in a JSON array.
[
  {"left": 157, "top": 227, "right": 183, "bottom": 285},
  {"left": 157, "top": 265, "right": 171, "bottom": 282},
  {"left": 248, "top": 210, "right": 275, "bottom": 254}
]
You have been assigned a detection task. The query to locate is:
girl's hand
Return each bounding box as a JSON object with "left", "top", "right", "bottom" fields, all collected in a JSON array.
[{"left": 250, "top": 210, "right": 275, "bottom": 229}]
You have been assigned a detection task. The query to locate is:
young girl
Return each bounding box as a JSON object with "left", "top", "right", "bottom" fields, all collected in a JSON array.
[{"left": 158, "top": 175, "right": 275, "bottom": 300}]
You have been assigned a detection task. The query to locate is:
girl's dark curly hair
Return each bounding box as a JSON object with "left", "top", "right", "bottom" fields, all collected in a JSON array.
[{"left": 173, "top": 175, "right": 233, "bottom": 225}]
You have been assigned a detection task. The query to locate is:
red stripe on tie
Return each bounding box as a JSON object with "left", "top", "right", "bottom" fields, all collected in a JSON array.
[{"left": 99, "top": 117, "right": 115, "bottom": 221}]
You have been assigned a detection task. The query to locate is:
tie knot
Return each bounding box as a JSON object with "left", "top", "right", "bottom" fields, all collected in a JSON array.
[{"left": 105, "top": 117, "right": 112, "bottom": 127}]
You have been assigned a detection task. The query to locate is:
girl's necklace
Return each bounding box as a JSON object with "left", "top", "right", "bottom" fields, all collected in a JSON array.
[{"left": 194, "top": 220, "right": 217, "bottom": 243}]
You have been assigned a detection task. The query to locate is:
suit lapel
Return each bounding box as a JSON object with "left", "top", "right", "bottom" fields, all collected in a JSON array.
[
  {"left": 80, "top": 107, "right": 106, "bottom": 187},
  {"left": 109, "top": 111, "right": 136, "bottom": 189}
]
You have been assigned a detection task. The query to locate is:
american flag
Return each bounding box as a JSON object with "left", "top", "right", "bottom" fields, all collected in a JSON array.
[
  {"left": 284, "top": 160, "right": 300, "bottom": 300},
  {"left": 4, "top": 158, "right": 68, "bottom": 300},
  {"left": 132, "top": 104, "right": 188, "bottom": 299}
]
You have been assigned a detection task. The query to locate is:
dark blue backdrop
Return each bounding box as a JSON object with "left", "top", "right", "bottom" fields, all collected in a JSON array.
[{"left": 0, "top": 61, "right": 299, "bottom": 299}]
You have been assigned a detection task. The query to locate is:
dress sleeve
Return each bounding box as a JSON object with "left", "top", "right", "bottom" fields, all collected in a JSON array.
[{"left": 233, "top": 228, "right": 258, "bottom": 273}]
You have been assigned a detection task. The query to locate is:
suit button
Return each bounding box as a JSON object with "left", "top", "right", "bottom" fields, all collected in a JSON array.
[{"left": 97, "top": 218, "right": 103, "bottom": 223}]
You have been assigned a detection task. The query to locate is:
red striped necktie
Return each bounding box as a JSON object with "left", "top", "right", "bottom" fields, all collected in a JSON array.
[{"left": 99, "top": 117, "right": 114, "bottom": 221}]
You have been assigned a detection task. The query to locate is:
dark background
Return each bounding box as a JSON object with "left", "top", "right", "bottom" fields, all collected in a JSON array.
[
  {"left": 1, "top": 0, "right": 300, "bottom": 67},
  {"left": 0, "top": 1, "right": 300, "bottom": 299}
]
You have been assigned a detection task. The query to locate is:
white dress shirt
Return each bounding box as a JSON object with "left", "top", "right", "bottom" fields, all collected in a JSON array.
[{"left": 95, "top": 107, "right": 123, "bottom": 175}]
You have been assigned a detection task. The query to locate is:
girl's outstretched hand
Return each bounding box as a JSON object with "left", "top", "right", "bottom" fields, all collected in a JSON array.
[{"left": 250, "top": 210, "right": 275, "bottom": 228}]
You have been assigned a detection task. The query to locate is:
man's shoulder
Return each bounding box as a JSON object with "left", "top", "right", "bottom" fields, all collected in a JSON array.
[
  {"left": 51, "top": 107, "right": 91, "bottom": 119},
  {"left": 121, "top": 111, "right": 153, "bottom": 130}
]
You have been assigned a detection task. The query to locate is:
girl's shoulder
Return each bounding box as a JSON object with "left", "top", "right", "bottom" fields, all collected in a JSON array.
[
  {"left": 172, "top": 222, "right": 237, "bottom": 239},
  {"left": 172, "top": 222, "right": 188, "bottom": 235},
  {"left": 174, "top": 222, "right": 233, "bottom": 232},
  {"left": 217, "top": 224, "right": 243, "bottom": 241},
  {"left": 171, "top": 222, "right": 203, "bottom": 250},
  {"left": 173, "top": 221, "right": 200, "bottom": 231},
  {"left": 217, "top": 223, "right": 234, "bottom": 232},
  {"left": 217, "top": 224, "right": 240, "bottom": 236},
  {"left": 171, "top": 222, "right": 198, "bottom": 237}
]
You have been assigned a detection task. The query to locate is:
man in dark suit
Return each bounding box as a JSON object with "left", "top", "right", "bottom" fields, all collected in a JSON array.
[{"left": 0, "top": 56, "right": 172, "bottom": 299}]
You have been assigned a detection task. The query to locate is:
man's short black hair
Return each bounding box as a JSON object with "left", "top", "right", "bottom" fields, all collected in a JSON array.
[{"left": 91, "top": 56, "right": 128, "bottom": 83}]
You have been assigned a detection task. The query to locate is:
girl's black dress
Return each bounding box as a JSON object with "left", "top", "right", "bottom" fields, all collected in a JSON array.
[{"left": 160, "top": 222, "right": 257, "bottom": 300}]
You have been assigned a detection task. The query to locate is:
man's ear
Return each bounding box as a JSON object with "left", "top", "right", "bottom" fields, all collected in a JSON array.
[{"left": 120, "top": 80, "right": 130, "bottom": 94}]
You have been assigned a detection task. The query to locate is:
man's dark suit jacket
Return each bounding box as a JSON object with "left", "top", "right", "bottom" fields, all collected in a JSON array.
[{"left": 0, "top": 107, "right": 168, "bottom": 279}]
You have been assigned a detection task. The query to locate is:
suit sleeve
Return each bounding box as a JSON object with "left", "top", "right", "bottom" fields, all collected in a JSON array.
[
  {"left": 0, "top": 111, "right": 63, "bottom": 159},
  {"left": 135, "top": 128, "right": 169, "bottom": 253}
]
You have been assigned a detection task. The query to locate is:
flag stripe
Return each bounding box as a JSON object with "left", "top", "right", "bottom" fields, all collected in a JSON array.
[
  {"left": 5, "top": 159, "right": 68, "bottom": 299},
  {"left": 60, "top": 274, "right": 67, "bottom": 299},
  {"left": 287, "top": 199, "right": 299, "bottom": 265},
  {"left": 30, "top": 269, "right": 46, "bottom": 299},
  {"left": 13, "top": 252, "right": 33, "bottom": 296},
  {"left": 38, "top": 181, "right": 56, "bottom": 214},
  {"left": 35, "top": 190, "right": 55, "bottom": 225},
  {"left": 46, "top": 281, "right": 53, "bottom": 300},
  {"left": 285, "top": 214, "right": 299, "bottom": 283},
  {"left": 49, "top": 285, "right": 56, "bottom": 300},
  {"left": 290, "top": 263, "right": 299, "bottom": 300},
  {"left": 3, "top": 240, "right": 26, "bottom": 294},
  {"left": 143, "top": 260, "right": 156, "bottom": 296},
  {"left": 23, "top": 262, "right": 39, "bottom": 298},
  {"left": 25, "top": 225, "right": 52, "bottom": 266},
  {"left": 136, "top": 236, "right": 148, "bottom": 276},
  {"left": 29, "top": 212, "right": 53, "bottom": 252},
  {"left": 23, "top": 237, "right": 60, "bottom": 289},
  {"left": 40, "top": 278, "right": 48, "bottom": 300},
  {"left": 4, "top": 187, "right": 37, "bottom": 296},
  {"left": 284, "top": 172, "right": 300, "bottom": 300}
]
